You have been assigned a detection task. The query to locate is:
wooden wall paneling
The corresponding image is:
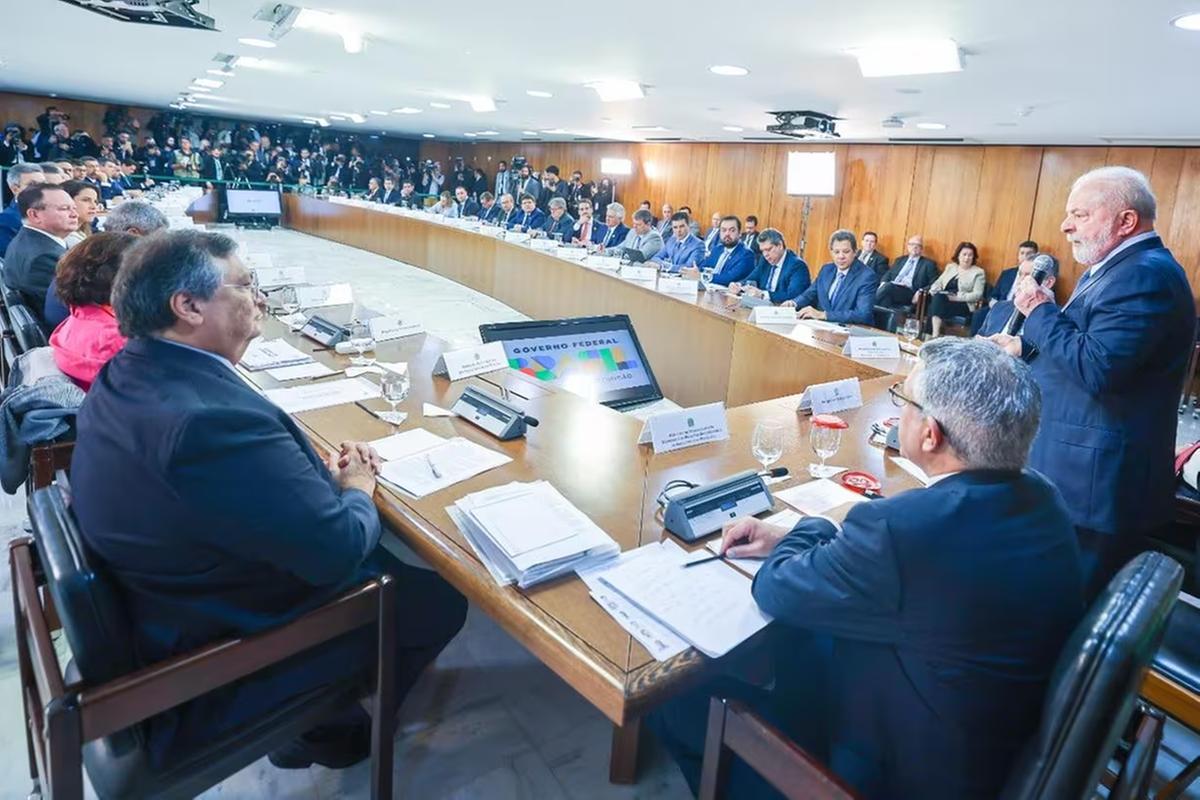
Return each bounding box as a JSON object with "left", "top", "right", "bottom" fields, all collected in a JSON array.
[
  {"left": 1165, "top": 150, "right": 1200, "bottom": 302},
  {"left": 698, "top": 144, "right": 778, "bottom": 230},
  {"left": 764, "top": 144, "right": 848, "bottom": 269},
  {"left": 903, "top": 146, "right": 986, "bottom": 268},
  {"left": 968, "top": 146, "right": 1044, "bottom": 279},
  {"left": 838, "top": 144, "right": 919, "bottom": 263},
  {"left": 1026, "top": 147, "right": 1110, "bottom": 297}
]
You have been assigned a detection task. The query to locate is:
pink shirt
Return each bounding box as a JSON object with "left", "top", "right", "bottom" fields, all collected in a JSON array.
[{"left": 50, "top": 305, "right": 127, "bottom": 390}]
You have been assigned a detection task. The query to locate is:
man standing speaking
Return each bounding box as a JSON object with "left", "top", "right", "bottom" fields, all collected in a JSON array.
[{"left": 989, "top": 166, "right": 1195, "bottom": 597}]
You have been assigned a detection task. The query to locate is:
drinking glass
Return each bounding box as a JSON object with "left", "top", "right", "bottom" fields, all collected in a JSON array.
[
  {"left": 701, "top": 267, "right": 715, "bottom": 288},
  {"left": 809, "top": 421, "right": 844, "bottom": 478},
  {"left": 744, "top": 280, "right": 758, "bottom": 296},
  {"left": 278, "top": 285, "right": 302, "bottom": 328},
  {"left": 379, "top": 370, "right": 410, "bottom": 425},
  {"left": 348, "top": 321, "right": 374, "bottom": 366},
  {"left": 901, "top": 317, "right": 921, "bottom": 343},
  {"left": 752, "top": 421, "right": 785, "bottom": 471}
]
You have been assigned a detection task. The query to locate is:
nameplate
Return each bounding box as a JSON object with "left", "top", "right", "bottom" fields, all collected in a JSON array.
[
  {"left": 529, "top": 237, "right": 559, "bottom": 251},
  {"left": 256, "top": 266, "right": 306, "bottom": 288},
  {"left": 478, "top": 225, "right": 506, "bottom": 238},
  {"left": 432, "top": 341, "right": 508, "bottom": 381},
  {"left": 368, "top": 316, "right": 424, "bottom": 342},
  {"left": 843, "top": 336, "right": 901, "bottom": 359},
  {"left": 620, "top": 265, "right": 658, "bottom": 288},
  {"left": 637, "top": 402, "right": 730, "bottom": 454},
  {"left": 585, "top": 255, "right": 622, "bottom": 271},
  {"left": 657, "top": 277, "right": 700, "bottom": 296},
  {"left": 750, "top": 306, "right": 798, "bottom": 326},
  {"left": 797, "top": 378, "right": 863, "bottom": 415},
  {"left": 504, "top": 231, "right": 531, "bottom": 244},
  {"left": 556, "top": 247, "right": 589, "bottom": 261},
  {"left": 295, "top": 283, "right": 353, "bottom": 308}
]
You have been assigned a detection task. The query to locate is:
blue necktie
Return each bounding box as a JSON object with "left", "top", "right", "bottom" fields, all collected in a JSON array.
[{"left": 829, "top": 270, "right": 846, "bottom": 302}]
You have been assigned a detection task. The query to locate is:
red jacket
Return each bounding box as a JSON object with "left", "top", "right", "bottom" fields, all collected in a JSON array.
[{"left": 50, "top": 305, "right": 127, "bottom": 390}]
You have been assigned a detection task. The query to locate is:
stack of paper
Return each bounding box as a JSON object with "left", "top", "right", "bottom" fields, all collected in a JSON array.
[
  {"left": 241, "top": 338, "right": 314, "bottom": 371},
  {"left": 380, "top": 437, "right": 510, "bottom": 498},
  {"left": 583, "top": 540, "right": 772, "bottom": 658},
  {"left": 449, "top": 481, "right": 620, "bottom": 589},
  {"left": 264, "top": 377, "right": 379, "bottom": 414}
]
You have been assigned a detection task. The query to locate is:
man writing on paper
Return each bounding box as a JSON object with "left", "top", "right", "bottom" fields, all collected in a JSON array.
[
  {"left": 649, "top": 338, "right": 1083, "bottom": 799},
  {"left": 71, "top": 230, "right": 467, "bottom": 772}
]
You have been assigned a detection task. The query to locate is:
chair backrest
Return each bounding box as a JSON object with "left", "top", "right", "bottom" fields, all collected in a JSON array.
[
  {"left": 10, "top": 304, "right": 47, "bottom": 351},
  {"left": 27, "top": 484, "right": 136, "bottom": 685},
  {"left": 1001, "top": 551, "right": 1182, "bottom": 799}
]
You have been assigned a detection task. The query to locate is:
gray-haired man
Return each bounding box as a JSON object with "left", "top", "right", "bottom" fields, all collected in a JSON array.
[
  {"left": 0, "top": 163, "right": 44, "bottom": 253},
  {"left": 651, "top": 337, "right": 1084, "bottom": 799}
]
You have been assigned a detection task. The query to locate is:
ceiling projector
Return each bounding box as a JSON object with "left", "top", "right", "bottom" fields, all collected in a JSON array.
[
  {"left": 60, "top": 0, "right": 216, "bottom": 30},
  {"left": 766, "top": 110, "right": 841, "bottom": 139}
]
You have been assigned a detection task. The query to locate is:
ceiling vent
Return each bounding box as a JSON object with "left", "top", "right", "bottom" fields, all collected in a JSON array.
[{"left": 880, "top": 116, "right": 905, "bottom": 130}]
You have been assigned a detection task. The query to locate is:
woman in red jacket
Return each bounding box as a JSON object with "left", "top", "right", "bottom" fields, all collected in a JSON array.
[{"left": 49, "top": 231, "right": 134, "bottom": 389}]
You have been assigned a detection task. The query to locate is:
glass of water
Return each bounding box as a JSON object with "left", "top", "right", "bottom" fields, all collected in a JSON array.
[
  {"left": 278, "top": 285, "right": 302, "bottom": 328},
  {"left": 809, "top": 415, "right": 847, "bottom": 477},
  {"left": 701, "top": 267, "right": 715, "bottom": 287},
  {"left": 752, "top": 421, "right": 785, "bottom": 471},
  {"left": 901, "top": 317, "right": 921, "bottom": 343},
  {"left": 379, "top": 370, "right": 410, "bottom": 426},
  {"left": 348, "top": 321, "right": 374, "bottom": 366}
]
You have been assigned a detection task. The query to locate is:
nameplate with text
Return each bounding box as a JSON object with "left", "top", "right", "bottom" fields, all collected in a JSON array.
[
  {"left": 295, "top": 283, "right": 354, "bottom": 308},
  {"left": 750, "top": 306, "right": 798, "bottom": 326},
  {"left": 432, "top": 341, "right": 508, "bottom": 381},
  {"left": 556, "top": 247, "right": 589, "bottom": 261},
  {"left": 620, "top": 265, "right": 658, "bottom": 288},
  {"left": 843, "top": 336, "right": 901, "bottom": 359},
  {"left": 256, "top": 266, "right": 306, "bottom": 289},
  {"left": 369, "top": 316, "right": 424, "bottom": 342},
  {"left": 585, "top": 256, "right": 622, "bottom": 271},
  {"left": 797, "top": 378, "right": 863, "bottom": 415},
  {"left": 637, "top": 402, "right": 730, "bottom": 454},
  {"left": 529, "top": 237, "right": 559, "bottom": 251},
  {"left": 504, "top": 231, "right": 531, "bottom": 244},
  {"left": 657, "top": 277, "right": 701, "bottom": 296},
  {"left": 478, "top": 225, "right": 506, "bottom": 238}
]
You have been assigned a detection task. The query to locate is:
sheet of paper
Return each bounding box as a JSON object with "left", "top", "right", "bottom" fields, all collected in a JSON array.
[
  {"left": 266, "top": 362, "right": 335, "bottom": 381},
  {"left": 470, "top": 495, "right": 579, "bottom": 557},
  {"left": 774, "top": 479, "right": 866, "bottom": 515},
  {"left": 578, "top": 549, "right": 689, "bottom": 662},
  {"left": 703, "top": 510, "right": 801, "bottom": 577},
  {"left": 890, "top": 456, "right": 931, "bottom": 486},
  {"left": 424, "top": 402, "right": 454, "bottom": 417},
  {"left": 597, "top": 540, "right": 771, "bottom": 658},
  {"left": 241, "top": 338, "right": 313, "bottom": 371},
  {"left": 379, "top": 437, "right": 510, "bottom": 497},
  {"left": 369, "top": 428, "right": 446, "bottom": 461},
  {"left": 263, "top": 377, "right": 379, "bottom": 415}
]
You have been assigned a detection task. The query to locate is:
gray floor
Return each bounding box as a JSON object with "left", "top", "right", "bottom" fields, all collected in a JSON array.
[{"left": 2, "top": 226, "right": 1199, "bottom": 798}]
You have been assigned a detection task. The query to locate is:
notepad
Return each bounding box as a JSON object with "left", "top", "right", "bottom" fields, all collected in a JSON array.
[
  {"left": 379, "top": 437, "right": 510, "bottom": 498},
  {"left": 369, "top": 428, "right": 446, "bottom": 462},
  {"left": 266, "top": 362, "right": 336, "bottom": 382},
  {"left": 241, "top": 338, "right": 314, "bottom": 371},
  {"left": 774, "top": 479, "right": 866, "bottom": 515},
  {"left": 577, "top": 550, "right": 689, "bottom": 662}
]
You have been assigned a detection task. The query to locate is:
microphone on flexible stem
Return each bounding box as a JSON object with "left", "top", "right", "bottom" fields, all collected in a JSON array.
[
  {"left": 522, "top": 415, "right": 540, "bottom": 428},
  {"left": 758, "top": 467, "right": 788, "bottom": 478},
  {"left": 1003, "top": 256, "right": 1053, "bottom": 335}
]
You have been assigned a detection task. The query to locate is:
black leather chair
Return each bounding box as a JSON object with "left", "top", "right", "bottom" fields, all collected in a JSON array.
[
  {"left": 11, "top": 483, "right": 398, "bottom": 799},
  {"left": 1142, "top": 599, "right": 1200, "bottom": 799},
  {"left": 10, "top": 303, "right": 47, "bottom": 351},
  {"left": 872, "top": 305, "right": 901, "bottom": 333},
  {"left": 698, "top": 552, "right": 1182, "bottom": 800}
]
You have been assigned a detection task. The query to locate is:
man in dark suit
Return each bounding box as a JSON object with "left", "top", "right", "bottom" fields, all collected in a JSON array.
[
  {"left": 397, "top": 180, "right": 420, "bottom": 209},
  {"left": 3, "top": 183, "right": 76, "bottom": 320},
  {"left": 477, "top": 191, "right": 501, "bottom": 224},
  {"left": 972, "top": 240, "right": 1039, "bottom": 334},
  {"left": 728, "top": 228, "right": 810, "bottom": 305},
  {"left": 199, "top": 146, "right": 226, "bottom": 183},
  {"left": 683, "top": 215, "right": 756, "bottom": 287},
  {"left": 379, "top": 176, "right": 402, "bottom": 205},
  {"left": 989, "top": 167, "right": 1196, "bottom": 597},
  {"left": 855, "top": 230, "right": 889, "bottom": 277},
  {"left": 597, "top": 203, "right": 629, "bottom": 250},
  {"left": 0, "top": 163, "right": 44, "bottom": 255},
  {"left": 541, "top": 197, "right": 575, "bottom": 240},
  {"left": 875, "top": 234, "right": 937, "bottom": 309},
  {"left": 978, "top": 254, "right": 1058, "bottom": 337},
  {"left": 71, "top": 230, "right": 467, "bottom": 770},
  {"left": 651, "top": 337, "right": 1084, "bottom": 799},
  {"left": 515, "top": 165, "right": 541, "bottom": 206},
  {"left": 511, "top": 193, "right": 546, "bottom": 232},
  {"left": 702, "top": 211, "right": 723, "bottom": 256},
  {"left": 570, "top": 198, "right": 604, "bottom": 245},
  {"left": 740, "top": 215, "right": 761, "bottom": 254},
  {"left": 656, "top": 202, "right": 675, "bottom": 239},
  {"left": 790, "top": 229, "right": 879, "bottom": 324},
  {"left": 454, "top": 186, "right": 481, "bottom": 217}
]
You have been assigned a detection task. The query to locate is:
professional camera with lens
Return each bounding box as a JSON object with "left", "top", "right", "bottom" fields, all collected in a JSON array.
[{"left": 511, "top": 155, "right": 528, "bottom": 171}]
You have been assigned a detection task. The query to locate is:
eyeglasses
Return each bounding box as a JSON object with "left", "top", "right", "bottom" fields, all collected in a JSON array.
[
  {"left": 888, "top": 381, "right": 922, "bottom": 411},
  {"left": 222, "top": 274, "right": 262, "bottom": 295}
]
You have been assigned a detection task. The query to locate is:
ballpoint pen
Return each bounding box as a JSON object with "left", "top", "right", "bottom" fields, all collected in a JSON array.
[
  {"left": 683, "top": 552, "right": 728, "bottom": 569},
  {"left": 425, "top": 453, "right": 442, "bottom": 479}
]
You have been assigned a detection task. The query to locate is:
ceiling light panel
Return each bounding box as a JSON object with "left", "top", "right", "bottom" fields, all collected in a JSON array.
[
  {"left": 585, "top": 80, "right": 644, "bottom": 102},
  {"left": 849, "top": 38, "right": 962, "bottom": 77}
]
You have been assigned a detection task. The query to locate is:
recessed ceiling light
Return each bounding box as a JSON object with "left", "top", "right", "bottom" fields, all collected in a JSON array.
[
  {"left": 526, "top": 90, "right": 553, "bottom": 98},
  {"left": 347, "top": 113, "right": 366, "bottom": 124},
  {"left": 632, "top": 125, "right": 669, "bottom": 131},
  {"left": 207, "top": 69, "right": 235, "bottom": 77},
  {"left": 849, "top": 38, "right": 962, "bottom": 77},
  {"left": 294, "top": 8, "right": 364, "bottom": 54},
  {"left": 709, "top": 65, "right": 749, "bottom": 76},
  {"left": 585, "top": 80, "right": 644, "bottom": 102},
  {"left": 429, "top": 101, "right": 451, "bottom": 109},
  {"left": 1172, "top": 12, "right": 1200, "bottom": 29},
  {"left": 422, "top": 133, "right": 435, "bottom": 138},
  {"left": 541, "top": 128, "right": 568, "bottom": 134},
  {"left": 328, "top": 114, "right": 347, "bottom": 121},
  {"left": 392, "top": 107, "right": 422, "bottom": 114},
  {"left": 233, "top": 56, "right": 271, "bottom": 69},
  {"left": 464, "top": 132, "right": 477, "bottom": 137},
  {"left": 469, "top": 97, "right": 497, "bottom": 112},
  {"left": 477, "top": 130, "right": 499, "bottom": 136},
  {"left": 187, "top": 85, "right": 213, "bottom": 93},
  {"left": 369, "top": 110, "right": 388, "bottom": 116},
  {"left": 916, "top": 122, "right": 947, "bottom": 130},
  {"left": 193, "top": 77, "right": 223, "bottom": 88},
  {"left": 722, "top": 126, "right": 744, "bottom": 132},
  {"left": 238, "top": 37, "right": 276, "bottom": 49},
  {"left": 522, "top": 130, "right": 538, "bottom": 136}
]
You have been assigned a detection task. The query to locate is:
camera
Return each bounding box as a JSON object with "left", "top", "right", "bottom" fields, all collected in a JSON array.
[{"left": 511, "top": 155, "right": 528, "bottom": 171}]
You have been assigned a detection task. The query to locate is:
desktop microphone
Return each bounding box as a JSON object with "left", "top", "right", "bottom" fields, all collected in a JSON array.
[
  {"left": 1002, "top": 256, "right": 1053, "bottom": 336},
  {"left": 523, "top": 415, "right": 540, "bottom": 428},
  {"left": 758, "top": 467, "right": 788, "bottom": 478}
]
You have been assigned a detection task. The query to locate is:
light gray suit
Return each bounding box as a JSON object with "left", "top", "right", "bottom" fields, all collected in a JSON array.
[{"left": 616, "top": 227, "right": 663, "bottom": 261}]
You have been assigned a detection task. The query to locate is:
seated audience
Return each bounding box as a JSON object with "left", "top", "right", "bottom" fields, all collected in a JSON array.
[
  {"left": 649, "top": 337, "right": 1084, "bottom": 799},
  {"left": 48, "top": 232, "right": 133, "bottom": 390},
  {"left": 456, "top": 185, "right": 481, "bottom": 218},
  {"left": 499, "top": 193, "right": 519, "bottom": 228},
  {"left": 856, "top": 230, "right": 889, "bottom": 277},
  {"left": 363, "top": 177, "right": 382, "bottom": 202},
  {"left": 0, "top": 163, "right": 44, "bottom": 254},
  {"left": 71, "top": 229, "right": 468, "bottom": 771},
  {"left": 650, "top": 212, "right": 705, "bottom": 272},
  {"left": 61, "top": 179, "right": 101, "bottom": 248},
  {"left": 541, "top": 197, "right": 575, "bottom": 240},
  {"left": 477, "top": 191, "right": 500, "bottom": 224},
  {"left": 971, "top": 239, "right": 1038, "bottom": 334},
  {"left": 740, "top": 215, "right": 761, "bottom": 253},
  {"left": 429, "top": 190, "right": 459, "bottom": 218},
  {"left": 379, "top": 176, "right": 401, "bottom": 205},
  {"left": 730, "top": 228, "right": 810, "bottom": 304},
  {"left": 657, "top": 203, "right": 674, "bottom": 238},
  {"left": 703, "top": 211, "right": 723, "bottom": 255},
  {"left": 511, "top": 193, "right": 546, "bottom": 232},
  {"left": 571, "top": 199, "right": 604, "bottom": 245},
  {"left": 38, "top": 162, "right": 67, "bottom": 184},
  {"left": 788, "top": 229, "right": 879, "bottom": 324},
  {"left": 398, "top": 180, "right": 419, "bottom": 209},
  {"left": 4, "top": 183, "right": 76, "bottom": 319},
  {"left": 927, "top": 241, "right": 987, "bottom": 337},
  {"left": 613, "top": 208, "right": 663, "bottom": 261},
  {"left": 683, "top": 215, "right": 755, "bottom": 286},
  {"left": 875, "top": 234, "right": 937, "bottom": 310},
  {"left": 978, "top": 253, "right": 1058, "bottom": 337},
  {"left": 597, "top": 203, "right": 629, "bottom": 250}
]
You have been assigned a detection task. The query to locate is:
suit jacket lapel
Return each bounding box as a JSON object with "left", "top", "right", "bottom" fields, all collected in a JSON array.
[{"left": 1064, "top": 236, "right": 1163, "bottom": 311}]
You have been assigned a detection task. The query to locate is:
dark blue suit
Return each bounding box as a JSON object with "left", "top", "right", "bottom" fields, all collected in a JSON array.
[
  {"left": 572, "top": 219, "right": 607, "bottom": 245},
  {"left": 991, "top": 267, "right": 1018, "bottom": 303},
  {"left": 651, "top": 471, "right": 1084, "bottom": 799},
  {"left": 699, "top": 243, "right": 755, "bottom": 286},
  {"left": 512, "top": 208, "right": 545, "bottom": 231},
  {"left": 541, "top": 212, "right": 575, "bottom": 240},
  {"left": 477, "top": 202, "right": 501, "bottom": 224},
  {"left": 1019, "top": 235, "right": 1195, "bottom": 590},
  {"left": 0, "top": 200, "right": 22, "bottom": 259},
  {"left": 743, "top": 250, "right": 810, "bottom": 304},
  {"left": 597, "top": 223, "right": 629, "bottom": 249},
  {"left": 71, "top": 337, "right": 467, "bottom": 766},
  {"left": 791, "top": 260, "right": 878, "bottom": 324}
]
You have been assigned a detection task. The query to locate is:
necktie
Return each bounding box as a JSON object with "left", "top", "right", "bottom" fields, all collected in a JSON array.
[
  {"left": 633, "top": 234, "right": 642, "bottom": 250},
  {"left": 715, "top": 248, "right": 731, "bottom": 274},
  {"left": 769, "top": 264, "right": 782, "bottom": 292},
  {"left": 829, "top": 270, "right": 846, "bottom": 302},
  {"left": 582, "top": 221, "right": 590, "bottom": 242}
]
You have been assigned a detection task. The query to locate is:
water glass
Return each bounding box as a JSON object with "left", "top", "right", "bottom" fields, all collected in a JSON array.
[
  {"left": 901, "top": 317, "right": 921, "bottom": 343},
  {"left": 348, "top": 321, "right": 374, "bottom": 366},
  {"left": 379, "top": 370, "right": 410, "bottom": 426},
  {"left": 809, "top": 423, "right": 843, "bottom": 478},
  {"left": 701, "top": 268, "right": 715, "bottom": 287},
  {"left": 752, "top": 421, "right": 785, "bottom": 470}
]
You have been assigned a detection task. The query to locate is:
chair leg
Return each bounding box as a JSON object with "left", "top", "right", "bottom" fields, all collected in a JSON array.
[
  {"left": 698, "top": 699, "right": 732, "bottom": 800},
  {"left": 370, "top": 577, "right": 396, "bottom": 800},
  {"left": 44, "top": 696, "right": 83, "bottom": 800},
  {"left": 1158, "top": 754, "right": 1200, "bottom": 800}
]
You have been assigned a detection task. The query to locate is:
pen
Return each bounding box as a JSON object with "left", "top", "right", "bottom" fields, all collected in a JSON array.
[
  {"left": 683, "top": 553, "right": 727, "bottom": 569},
  {"left": 311, "top": 346, "right": 333, "bottom": 352},
  {"left": 425, "top": 453, "right": 442, "bottom": 479},
  {"left": 309, "top": 370, "right": 345, "bottom": 381}
]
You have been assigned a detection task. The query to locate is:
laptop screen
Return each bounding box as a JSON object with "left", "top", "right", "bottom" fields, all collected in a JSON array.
[{"left": 479, "top": 315, "right": 664, "bottom": 409}]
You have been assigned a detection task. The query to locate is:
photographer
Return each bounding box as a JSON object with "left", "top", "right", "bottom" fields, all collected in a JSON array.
[{"left": 1, "top": 124, "right": 29, "bottom": 168}]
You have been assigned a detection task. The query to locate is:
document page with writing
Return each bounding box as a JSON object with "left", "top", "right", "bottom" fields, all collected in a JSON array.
[
  {"left": 774, "top": 479, "right": 866, "bottom": 515},
  {"left": 263, "top": 377, "right": 379, "bottom": 414},
  {"left": 241, "top": 338, "right": 314, "bottom": 371},
  {"left": 577, "top": 548, "right": 690, "bottom": 662},
  {"left": 380, "top": 437, "right": 510, "bottom": 497}
]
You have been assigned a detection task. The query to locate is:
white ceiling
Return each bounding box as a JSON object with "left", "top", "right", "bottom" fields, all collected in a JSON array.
[{"left": 4, "top": 0, "right": 1200, "bottom": 145}]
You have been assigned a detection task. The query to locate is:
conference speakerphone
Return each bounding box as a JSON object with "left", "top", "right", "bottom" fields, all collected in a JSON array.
[
  {"left": 450, "top": 386, "right": 539, "bottom": 440},
  {"left": 479, "top": 315, "right": 664, "bottom": 410},
  {"left": 298, "top": 315, "right": 349, "bottom": 348},
  {"left": 663, "top": 471, "right": 775, "bottom": 542}
]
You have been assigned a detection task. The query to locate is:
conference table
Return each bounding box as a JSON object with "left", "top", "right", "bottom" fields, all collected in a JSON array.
[{"left": 231, "top": 196, "right": 924, "bottom": 783}]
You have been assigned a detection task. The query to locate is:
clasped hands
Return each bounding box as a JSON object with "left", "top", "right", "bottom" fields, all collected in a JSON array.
[{"left": 327, "top": 440, "right": 382, "bottom": 495}]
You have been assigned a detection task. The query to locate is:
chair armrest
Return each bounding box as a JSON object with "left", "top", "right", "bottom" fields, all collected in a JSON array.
[{"left": 78, "top": 575, "right": 392, "bottom": 742}]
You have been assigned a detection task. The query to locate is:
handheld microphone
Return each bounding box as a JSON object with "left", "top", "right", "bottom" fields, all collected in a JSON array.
[{"left": 1003, "top": 255, "right": 1054, "bottom": 335}]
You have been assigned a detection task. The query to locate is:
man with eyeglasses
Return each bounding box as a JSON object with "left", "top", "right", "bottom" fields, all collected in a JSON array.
[
  {"left": 3, "top": 182, "right": 78, "bottom": 322},
  {"left": 70, "top": 230, "right": 467, "bottom": 772},
  {"left": 649, "top": 338, "right": 1083, "bottom": 799}
]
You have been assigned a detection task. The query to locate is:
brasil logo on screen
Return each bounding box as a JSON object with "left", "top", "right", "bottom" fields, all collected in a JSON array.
[{"left": 509, "top": 347, "right": 639, "bottom": 381}]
